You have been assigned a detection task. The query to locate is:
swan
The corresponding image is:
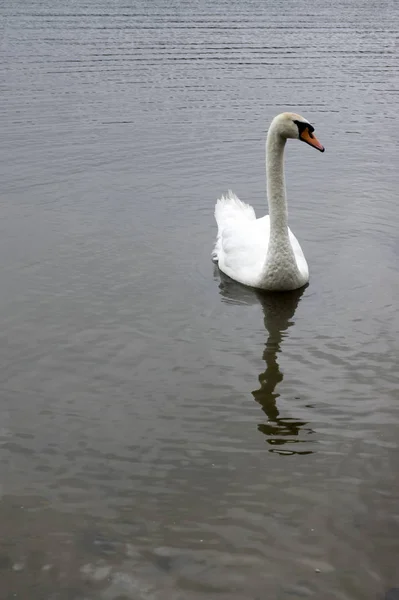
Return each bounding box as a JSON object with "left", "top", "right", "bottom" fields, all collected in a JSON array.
[{"left": 212, "top": 112, "right": 325, "bottom": 291}]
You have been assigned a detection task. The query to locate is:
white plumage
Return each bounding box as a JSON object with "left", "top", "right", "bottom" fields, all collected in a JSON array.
[{"left": 212, "top": 112, "right": 324, "bottom": 292}]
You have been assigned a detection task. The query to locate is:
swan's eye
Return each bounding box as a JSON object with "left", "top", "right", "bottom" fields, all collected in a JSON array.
[
  {"left": 293, "top": 119, "right": 315, "bottom": 136},
  {"left": 293, "top": 120, "right": 324, "bottom": 152}
]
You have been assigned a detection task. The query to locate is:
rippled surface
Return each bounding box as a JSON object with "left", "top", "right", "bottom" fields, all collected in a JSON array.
[{"left": 1, "top": 0, "right": 399, "bottom": 598}]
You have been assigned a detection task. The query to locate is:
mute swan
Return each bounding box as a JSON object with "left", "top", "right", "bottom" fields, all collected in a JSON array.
[{"left": 212, "top": 112, "right": 324, "bottom": 291}]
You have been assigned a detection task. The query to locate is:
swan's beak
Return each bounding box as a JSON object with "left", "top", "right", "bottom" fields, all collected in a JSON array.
[{"left": 300, "top": 128, "right": 325, "bottom": 152}]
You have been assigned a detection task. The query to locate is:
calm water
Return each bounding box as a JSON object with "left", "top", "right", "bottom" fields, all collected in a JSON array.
[{"left": 1, "top": 0, "right": 399, "bottom": 598}]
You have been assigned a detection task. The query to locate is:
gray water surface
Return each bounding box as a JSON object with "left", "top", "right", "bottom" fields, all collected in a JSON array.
[{"left": 1, "top": 1, "right": 399, "bottom": 598}]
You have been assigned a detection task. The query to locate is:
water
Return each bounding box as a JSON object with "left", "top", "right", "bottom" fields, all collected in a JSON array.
[{"left": 1, "top": 0, "right": 399, "bottom": 598}]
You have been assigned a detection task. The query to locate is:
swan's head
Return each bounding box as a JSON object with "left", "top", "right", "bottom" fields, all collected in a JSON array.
[{"left": 271, "top": 112, "right": 325, "bottom": 152}]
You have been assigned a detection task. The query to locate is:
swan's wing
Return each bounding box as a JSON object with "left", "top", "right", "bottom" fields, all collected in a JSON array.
[
  {"left": 214, "top": 190, "right": 256, "bottom": 228},
  {"left": 214, "top": 193, "right": 270, "bottom": 286},
  {"left": 212, "top": 191, "right": 258, "bottom": 263}
]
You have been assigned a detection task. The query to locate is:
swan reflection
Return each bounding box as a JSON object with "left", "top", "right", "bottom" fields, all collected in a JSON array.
[{"left": 217, "top": 270, "right": 314, "bottom": 455}]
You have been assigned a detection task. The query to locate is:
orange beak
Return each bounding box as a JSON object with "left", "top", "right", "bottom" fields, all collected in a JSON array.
[{"left": 300, "top": 128, "right": 325, "bottom": 152}]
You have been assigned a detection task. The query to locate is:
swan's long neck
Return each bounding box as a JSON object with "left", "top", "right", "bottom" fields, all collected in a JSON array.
[
  {"left": 262, "top": 123, "right": 300, "bottom": 288},
  {"left": 266, "top": 126, "right": 289, "bottom": 241}
]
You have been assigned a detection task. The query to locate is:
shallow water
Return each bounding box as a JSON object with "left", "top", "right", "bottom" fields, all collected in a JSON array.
[{"left": 1, "top": 0, "right": 399, "bottom": 598}]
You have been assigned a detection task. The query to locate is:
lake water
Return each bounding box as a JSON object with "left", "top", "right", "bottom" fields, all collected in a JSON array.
[{"left": 1, "top": 0, "right": 399, "bottom": 598}]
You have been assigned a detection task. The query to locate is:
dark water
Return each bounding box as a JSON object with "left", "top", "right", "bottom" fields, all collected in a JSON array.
[{"left": 1, "top": 0, "right": 399, "bottom": 598}]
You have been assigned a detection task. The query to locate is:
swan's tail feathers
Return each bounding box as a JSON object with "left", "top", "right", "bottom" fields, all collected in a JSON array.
[{"left": 212, "top": 190, "right": 256, "bottom": 262}]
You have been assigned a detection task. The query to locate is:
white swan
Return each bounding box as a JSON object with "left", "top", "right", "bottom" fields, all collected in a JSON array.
[{"left": 212, "top": 112, "right": 324, "bottom": 291}]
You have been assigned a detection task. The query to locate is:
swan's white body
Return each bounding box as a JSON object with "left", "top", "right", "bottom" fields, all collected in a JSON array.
[
  {"left": 212, "top": 112, "right": 324, "bottom": 291},
  {"left": 212, "top": 192, "right": 308, "bottom": 290}
]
